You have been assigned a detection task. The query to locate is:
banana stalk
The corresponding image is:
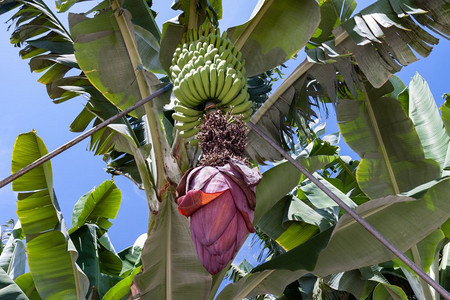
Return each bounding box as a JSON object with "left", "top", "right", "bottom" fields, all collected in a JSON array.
[{"left": 111, "top": 0, "right": 180, "bottom": 207}]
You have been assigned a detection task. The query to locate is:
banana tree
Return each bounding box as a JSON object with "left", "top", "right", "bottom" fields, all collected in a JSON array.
[{"left": 1, "top": 0, "right": 450, "bottom": 299}]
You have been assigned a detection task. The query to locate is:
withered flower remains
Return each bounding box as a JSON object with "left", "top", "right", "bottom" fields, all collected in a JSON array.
[{"left": 176, "top": 111, "right": 262, "bottom": 274}]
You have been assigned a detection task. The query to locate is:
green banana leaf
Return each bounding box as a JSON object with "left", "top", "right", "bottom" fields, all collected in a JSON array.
[
  {"left": 299, "top": 173, "right": 357, "bottom": 209},
  {"left": 134, "top": 190, "right": 211, "bottom": 299},
  {"left": 440, "top": 95, "right": 450, "bottom": 176},
  {"left": 218, "top": 178, "right": 450, "bottom": 299},
  {"left": 442, "top": 94, "right": 450, "bottom": 136},
  {"left": 69, "top": 6, "right": 159, "bottom": 118},
  {"left": 395, "top": 229, "right": 445, "bottom": 299},
  {"left": 407, "top": 73, "right": 449, "bottom": 172},
  {"left": 257, "top": 196, "right": 321, "bottom": 251},
  {"left": 254, "top": 155, "right": 338, "bottom": 224},
  {"left": 0, "top": 268, "right": 28, "bottom": 300},
  {"left": 0, "top": 222, "right": 25, "bottom": 280},
  {"left": 14, "top": 273, "right": 42, "bottom": 300},
  {"left": 70, "top": 225, "right": 122, "bottom": 298},
  {"left": 373, "top": 283, "right": 408, "bottom": 300},
  {"left": 118, "top": 234, "right": 146, "bottom": 277},
  {"left": 12, "top": 131, "right": 89, "bottom": 299},
  {"left": 323, "top": 269, "right": 379, "bottom": 299},
  {"left": 337, "top": 81, "right": 440, "bottom": 199},
  {"left": 69, "top": 180, "right": 122, "bottom": 234},
  {"left": 103, "top": 266, "right": 141, "bottom": 300},
  {"left": 58, "top": 0, "right": 161, "bottom": 44},
  {"left": 0, "top": 0, "right": 78, "bottom": 104},
  {"left": 307, "top": 0, "right": 356, "bottom": 49},
  {"left": 226, "top": 0, "right": 320, "bottom": 77}
]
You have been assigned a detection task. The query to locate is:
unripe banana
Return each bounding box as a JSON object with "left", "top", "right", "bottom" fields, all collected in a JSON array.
[
  {"left": 175, "top": 119, "right": 201, "bottom": 131},
  {"left": 206, "top": 43, "right": 214, "bottom": 54},
  {"left": 170, "top": 65, "right": 181, "bottom": 78},
  {"left": 186, "top": 71, "right": 202, "bottom": 100},
  {"left": 174, "top": 105, "right": 202, "bottom": 117},
  {"left": 232, "top": 99, "right": 253, "bottom": 114},
  {"left": 179, "top": 79, "right": 201, "bottom": 106},
  {"left": 174, "top": 86, "right": 196, "bottom": 108},
  {"left": 209, "top": 63, "right": 218, "bottom": 97},
  {"left": 189, "top": 139, "right": 199, "bottom": 146},
  {"left": 209, "top": 33, "right": 217, "bottom": 47},
  {"left": 217, "top": 60, "right": 227, "bottom": 71},
  {"left": 227, "top": 88, "right": 249, "bottom": 106},
  {"left": 179, "top": 127, "right": 201, "bottom": 138},
  {"left": 215, "top": 68, "right": 226, "bottom": 98},
  {"left": 172, "top": 26, "right": 248, "bottom": 129},
  {"left": 180, "top": 78, "right": 202, "bottom": 104},
  {"left": 192, "top": 70, "right": 208, "bottom": 99},
  {"left": 220, "top": 77, "right": 242, "bottom": 104},
  {"left": 200, "top": 66, "right": 210, "bottom": 98},
  {"left": 172, "top": 112, "right": 201, "bottom": 123},
  {"left": 217, "top": 72, "right": 233, "bottom": 100},
  {"left": 240, "top": 108, "right": 253, "bottom": 119}
]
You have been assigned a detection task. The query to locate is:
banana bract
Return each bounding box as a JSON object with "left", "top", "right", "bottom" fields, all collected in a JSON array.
[
  {"left": 176, "top": 159, "right": 262, "bottom": 275},
  {"left": 170, "top": 28, "right": 253, "bottom": 140}
]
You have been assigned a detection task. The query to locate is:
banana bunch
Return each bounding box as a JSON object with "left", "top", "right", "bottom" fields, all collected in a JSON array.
[{"left": 170, "top": 27, "right": 253, "bottom": 140}]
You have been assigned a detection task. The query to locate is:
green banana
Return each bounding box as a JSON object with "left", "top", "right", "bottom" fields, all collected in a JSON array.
[
  {"left": 206, "top": 43, "right": 214, "bottom": 54},
  {"left": 186, "top": 71, "right": 203, "bottom": 101},
  {"left": 172, "top": 112, "right": 201, "bottom": 123},
  {"left": 192, "top": 70, "right": 208, "bottom": 99},
  {"left": 189, "top": 139, "right": 199, "bottom": 146},
  {"left": 183, "top": 77, "right": 203, "bottom": 104},
  {"left": 200, "top": 66, "right": 210, "bottom": 98},
  {"left": 174, "top": 104, "right": 202, "bottom": 117},
  {"left": 217, "top": 60, "right": 227, "bottom": 70},
  {"left": 174, "top": 86, "right": 196, "bottom": 108},
  {"left": 178, "top": 80, "right": 199, "bottom": 107},
  {"left": 215, "top": 68, "right": 226, "bottom": 98},
  {"left": 239, "top": 108, "right": 253, "bottom": 119},
  {"left": 227, "top": 88, "right": 249, "bottom": 106},
  {"left": 209, "top": 63, "right": 217, "bottom": 97},
  {"left": 175, "top": 119, "right": 201, "bottom": 131},
  {"left": 220, "top": 77, "right": 242, "bottom": 104},
  {"left": 217, "top": 71, "right": 233, "bottom": 100},
  {"left": 232, "top": 99, "right": 253, "bottom": 114},
  {"left": 179, "top": 127, "right": 201, "bottom": 138}
]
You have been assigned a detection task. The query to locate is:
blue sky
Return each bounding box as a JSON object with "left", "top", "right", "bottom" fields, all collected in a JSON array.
[{"left": 0, "top": 0, "right": 448, "bottom": 275}]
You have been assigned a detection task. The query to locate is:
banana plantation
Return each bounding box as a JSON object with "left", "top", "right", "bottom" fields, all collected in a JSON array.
[{"left": 1, "top": 0, "right": 450, "bottom": 299}]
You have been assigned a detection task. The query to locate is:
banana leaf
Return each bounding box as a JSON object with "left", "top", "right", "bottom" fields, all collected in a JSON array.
[
  {"left": 337, "top": 81, "right": 440, "bottom": 199},
  {"left": 70, "top": 225, "right": 122, "bottom": 298},
  {"left": 69, "top": 180, "right": 122, "bottom": 234},
  {"left": 226, "top": 0, "right": 320, "bottom": 77},
  {"left": 14, "top": 272, "right": 42, "bottom": 300},
  {"left": 12, "top": 131, "right": 89, "bottom": 299},
  {"left": 373, "top": 283, "right": 408, "bottom": 300},
  {"left": 118, "top": 234, "right": 146, "bottom": 277},
  {"left": 0, "top": 222, "right": 25, "bottom": 280},
  {"left": 0, "top": 268, "right": 28, "bottom": 300},
  {"left": 69, "top": 8, "right": 147, "bottom": 118},
  {"left": 255, "top": 154, "right": 338, "bottom": 223},
  {"left": 133, "top": 189, "right": 211, "bottom": 299},
  {"left": 407, "top": 73, "right": 449, "bottom": 172}
]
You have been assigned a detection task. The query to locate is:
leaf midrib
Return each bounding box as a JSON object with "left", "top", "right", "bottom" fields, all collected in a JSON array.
[{"left": 361, "top": 83, "right": 400, "bottom": 194}]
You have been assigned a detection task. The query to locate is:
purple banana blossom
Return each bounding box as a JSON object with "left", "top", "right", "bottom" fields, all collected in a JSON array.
[{"left": 176, "top": 159, "right": 262, "bottom": 275}]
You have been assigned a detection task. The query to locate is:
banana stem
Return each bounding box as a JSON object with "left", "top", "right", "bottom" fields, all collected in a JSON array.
[
  {"left": 111, "top": 0, "right": 168, "bottom": 195},
  {"left": 188, "top": 0, "right": 198, "bottom": 30}
]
